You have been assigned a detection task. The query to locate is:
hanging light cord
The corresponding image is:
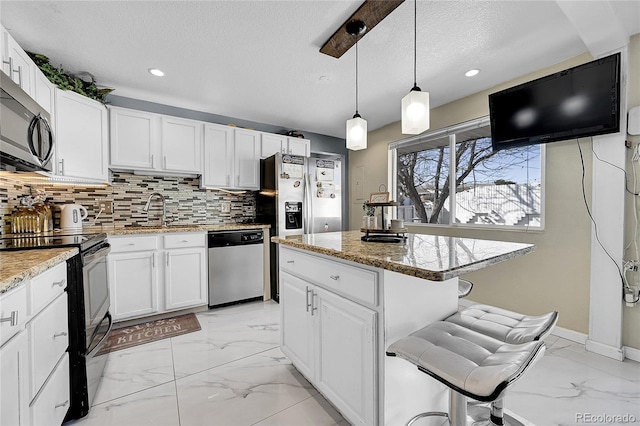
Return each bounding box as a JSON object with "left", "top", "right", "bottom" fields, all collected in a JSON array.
[
  {"left": 355, "top": 37, "right": 359, "bottom": 115},
  {"left": 413, "top": 0, "right": 417, "bottom": 87}
]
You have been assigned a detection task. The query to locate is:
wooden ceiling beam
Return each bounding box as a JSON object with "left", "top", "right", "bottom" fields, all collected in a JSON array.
[{"left": 320, "top": 0, "right": 405, "bottom": 59}]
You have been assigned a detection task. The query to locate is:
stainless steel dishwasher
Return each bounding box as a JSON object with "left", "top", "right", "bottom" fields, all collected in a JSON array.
[{"left": 208, "top": 229, "right": 264, "bottom": 308}]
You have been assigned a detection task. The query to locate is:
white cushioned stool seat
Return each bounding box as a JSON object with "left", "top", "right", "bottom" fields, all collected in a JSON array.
[
  {"left": 446, "top": 304, "right": 558, "bottom": 345},
  {"left": 387, "top": 321, "right": 545, "bottom": 402}
]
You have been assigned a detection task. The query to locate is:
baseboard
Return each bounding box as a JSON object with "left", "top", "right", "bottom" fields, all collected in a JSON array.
[
  {"left": 585, "top": 339, "right": 625, "bottom": 361},
  {"left": 551, "top": 326, "right": 587, "bottom": 344},
  {"left": 623, "top": 345, "right": 640, "bottom": 362}
]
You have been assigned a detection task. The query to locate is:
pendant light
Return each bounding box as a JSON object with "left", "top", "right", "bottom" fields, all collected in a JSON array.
[
  {"left": 401, "top": 0, "right": 430, "bottom": 135},
  {"left": 346, "top": 20, "right": 367, "bottom": 151}
]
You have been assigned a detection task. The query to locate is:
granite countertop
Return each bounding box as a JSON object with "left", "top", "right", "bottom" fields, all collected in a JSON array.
[
  {"left": 82, "top": 223, "right": 270, "bottom": 236},
  {"left": 272, "top": 230, "right": 535, "bottom": 281},
  {"left": 0, "top": 248, "right": 78, "bottom": 294}
]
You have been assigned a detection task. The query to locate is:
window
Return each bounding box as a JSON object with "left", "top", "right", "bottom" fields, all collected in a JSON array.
[{"left": 392, "top": 117, "right": 543, "bottom": 229}]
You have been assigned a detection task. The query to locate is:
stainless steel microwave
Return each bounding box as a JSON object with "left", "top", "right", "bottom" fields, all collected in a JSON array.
[{"left": 0, "top": 72, "right": 54, "bottom": 171}]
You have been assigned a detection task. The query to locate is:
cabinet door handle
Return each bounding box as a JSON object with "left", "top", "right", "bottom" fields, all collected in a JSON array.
[
  {"left": 52, "top": 280, "right": 66, "bottom": 288},
  {"left": 305, "top": 286, "right": 311, "bottom": 312},
  {"left": 54, "top": 400, "right": 69, "bottom": 409},
  {"left": 226, "top": 175, "right": 230, "bottom": 186},
  {"left": 14, "top": 64, "right": 22, "bottom": 87},
  {"left": 2, "top": 57, "right": 12, "bottom": 75},
  {"left": 53, "top": 331, "right": 68, "bottom": 338},
  {"left": 329, "top": 275, "right": 339, "bottom": 281},
  {"left": 59, "top": 158, "right": 65, "bottom": 175},
  {"left": 236, "top": 175, "right": 240, "bottom": 186},
  {"left": 152, "top": 252, "right": 156, "bottom": 268},
  {"left": 0, "top": 311, "right": 18, "bottom": 326},
  {"left": 166, "top": 253, "right": 170, "bottom": 267},
  {"left": 163, "top": 156, "right": 167, "bottom": 169},
  {"left": 311, "top": 291, "right": 318, "bottom": 315},
  {"left": 151, "top": 154, "right": 155, "bottom": 168}
]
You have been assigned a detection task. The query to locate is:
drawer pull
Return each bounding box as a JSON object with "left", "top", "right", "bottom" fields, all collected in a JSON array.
[
  {"left": 54, "top": 400, "right": 69, "bottom": 409},
  {"left": 53, "top": 331, "right": 68, "bottom": 338},
  {"left": 181, "top": 240, "right": 189, "bottom": 243},
  {"left": 52, "top": 280, "right": 66, "bottom": 287},
  {"left": 0, "top": 311, "right": 18, "bottom": 326},
  {"left": 286, "top": 260, "right": 295, "bottom": 264},
  {"left": 127, "top": 243, "right": 136, "bottom": 246},
  {"left": 329, "top": 275, "right": 340, "bottom": 281}
]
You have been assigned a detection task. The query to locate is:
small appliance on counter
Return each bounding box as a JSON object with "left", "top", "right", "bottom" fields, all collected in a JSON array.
[
  {"left": 60, "top": 203, "right": 88, "bottom": 229},
  {"left": 10, "top": 194, "right": 53, "bottom": 233}
]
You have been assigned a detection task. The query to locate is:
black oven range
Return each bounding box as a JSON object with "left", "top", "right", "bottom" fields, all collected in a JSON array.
[{"left": 0, "top": 229, "right": 112, "bottom": 421}]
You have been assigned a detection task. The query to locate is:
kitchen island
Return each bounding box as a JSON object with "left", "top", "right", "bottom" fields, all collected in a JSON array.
[{"left": 272, "top": 231, "right": 534, "bottom": 426}]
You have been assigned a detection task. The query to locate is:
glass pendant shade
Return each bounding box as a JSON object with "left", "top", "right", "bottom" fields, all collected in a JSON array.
[
  {"left": 401, "top": 89, "right": 430, "bottom": 134},
  {"left": 346, "top": 115, "right": 367, "bottom": 150}
]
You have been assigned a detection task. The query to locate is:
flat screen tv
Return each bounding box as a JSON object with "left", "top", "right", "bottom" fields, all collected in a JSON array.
[{"left": 490, "top": 53, "right": 620, "bottom": 151}]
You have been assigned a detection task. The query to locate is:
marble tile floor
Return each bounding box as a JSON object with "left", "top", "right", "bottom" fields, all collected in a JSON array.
[{"left": 66, "top": 301, "right": 639, "bottom": 426}]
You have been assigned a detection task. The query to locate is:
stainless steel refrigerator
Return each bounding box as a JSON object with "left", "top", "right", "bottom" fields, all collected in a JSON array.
[{"left": 257, "top": 152, "right": 343, "bottom": 301}]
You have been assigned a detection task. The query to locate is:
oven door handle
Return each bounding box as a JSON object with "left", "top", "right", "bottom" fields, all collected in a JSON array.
[
  {"left": 83, "top": 244, "right": 111, "bottom": 265},
  {"left": 86, "top": 312, "right": 113, "bottom": 359}
]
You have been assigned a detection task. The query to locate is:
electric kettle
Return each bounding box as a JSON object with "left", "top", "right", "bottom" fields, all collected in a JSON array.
[{"left": 60, "top": 204, "right": 88, "bottom": 229}]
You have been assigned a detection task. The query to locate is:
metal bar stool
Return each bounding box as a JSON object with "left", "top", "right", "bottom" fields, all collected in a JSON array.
[
  {"left": 387, "top": 321, "right": 546, "bottom": 426},
  {"left": 458, "top": 279, "right": 474, "bottom": 299}
]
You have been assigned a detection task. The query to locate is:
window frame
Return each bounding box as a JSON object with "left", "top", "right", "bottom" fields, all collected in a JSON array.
[{"left": 389, "top": 117, "right": 546, "bottom": 232}]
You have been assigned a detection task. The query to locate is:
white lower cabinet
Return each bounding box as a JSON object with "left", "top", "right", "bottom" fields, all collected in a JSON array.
[
  {"left": 0, "top": 261, "right": 70, "bottom": 426},
  {"left": 108, "top": 233, "right": 207, "bottom": 321},
  {"left": 1, "top": 330, "right": 29, "bottom": 426},
  {"left": 108, "top": 251, "right": 159, "bottom": 320},
  {"left": 280, "top": 262, "right": 377, "bottom": 426}
]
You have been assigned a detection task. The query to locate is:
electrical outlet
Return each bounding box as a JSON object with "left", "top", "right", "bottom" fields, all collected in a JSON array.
[
  {"left": 99, "top": 201, "right": 113, "bottom": 214},
  {"left": 221, "top": 201, "right": 231, "bottom": 213}
]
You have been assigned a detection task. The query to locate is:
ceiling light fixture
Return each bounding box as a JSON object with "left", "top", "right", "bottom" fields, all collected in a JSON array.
[
  {"left": 465, "top": 69, "right": 480, "bottom": 77},
  {"left": 401, "top": 0, "right": 430, "bottom": 135},
  {"left": 346, "top": 20, "right": 367, "bottom": 151},
  {"left": 148, "top": 68, "right": 165, "bottom": 77}
]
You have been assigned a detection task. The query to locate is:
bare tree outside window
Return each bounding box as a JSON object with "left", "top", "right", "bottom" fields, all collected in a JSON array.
[{"left": 397, "top": 137, "right": 541, "bottom": 227}]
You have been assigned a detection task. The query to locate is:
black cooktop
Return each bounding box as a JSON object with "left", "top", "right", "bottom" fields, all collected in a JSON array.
[{"left": 0, "top": 229, "right": 107, "bottom": 252}]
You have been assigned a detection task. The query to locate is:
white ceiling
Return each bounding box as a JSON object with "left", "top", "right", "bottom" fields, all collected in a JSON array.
[{"left": 1, "top": 1, "right": 639, "bottom": 140}]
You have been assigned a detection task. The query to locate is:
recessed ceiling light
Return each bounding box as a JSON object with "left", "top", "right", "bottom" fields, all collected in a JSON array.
[
  {"left": 148, "top": 68, "right": 165, "bottom": 77},
  {"left": 465, "top": 69, "right": 480, "bottom": 77}
]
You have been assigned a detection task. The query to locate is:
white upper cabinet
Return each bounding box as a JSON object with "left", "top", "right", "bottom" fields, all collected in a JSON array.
[
  {"left": 161, "top": 116, "right": 201, "bottom": 173},
  {"left": 202, "top": 123, "right": 234, "bottom": 188},
  {"left": 109, "top": 107, "right": 202, "bottom": 176},
  {"left": 287, "top": 137, "right": 311, "bottom": 157},
  {"left": 55, "top": 88, "right": 109, "bottom": 182},
  {"left": 2, "top": 28, "right": 34, "bottom": 97},
  {"left": 1, "top": 25, "right": 54, "bottom": 115},
  {"left": 260, "top": 133, "right": 310, "bottom": 158},
  {"left": 234, "top": 128, "right": 260, "bottom": 189},
  {"left": 201, "top": 125, "right": 259, "bottom": 190},
  {"left": 110, "top": 108, "right": 157, "bottom": 170}
]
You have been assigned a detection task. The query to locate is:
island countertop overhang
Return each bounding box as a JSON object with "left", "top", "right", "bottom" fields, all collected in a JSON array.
[{"left": 272, "top": 231, "right": 535, "bottom": 281}]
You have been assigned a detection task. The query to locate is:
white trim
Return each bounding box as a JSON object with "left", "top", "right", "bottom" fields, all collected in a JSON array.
[
  {"left": 551, "top": 326, "right": 587, "bottom": 344},
  {"left": 623, "top": 346, "right": 640, "bottom": 363},
  {"left": 585, "top": 339, "right": 625, "bottom": 361},
  {"left": 388, "top": 116, "right": 490, "bottom": 151}
]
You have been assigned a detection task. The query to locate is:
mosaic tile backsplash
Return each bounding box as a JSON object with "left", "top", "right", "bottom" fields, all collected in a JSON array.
[{"left": 0, "top": 172, "right": 257, "bottom": 234}]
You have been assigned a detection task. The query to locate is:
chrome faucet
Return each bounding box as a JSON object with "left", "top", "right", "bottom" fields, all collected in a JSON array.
[{"left": 142, "top": 192, "right": 168, "bottom": 226}]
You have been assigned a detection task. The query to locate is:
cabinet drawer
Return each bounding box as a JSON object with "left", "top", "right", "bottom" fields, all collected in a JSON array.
[
  {"left": 29, "top": 293, "right": 68, "bottom": 400},
  {"left": 0, "top": 284, "right": 28, "bottom": 346},
  {"left": 109, "top": 236, "right": 158, "bottom": 253},
  {"left": 30, "top": 352, "right": 70, "bottom": 426},
  {"left": 163, "top": 232, "right": 205, "bottom": 249},
  {"left": 28, "top": 262, "right": 67, "bottom": 316},
  {"left": 280, "top": 248, "right": 377, "bottom": 306}
]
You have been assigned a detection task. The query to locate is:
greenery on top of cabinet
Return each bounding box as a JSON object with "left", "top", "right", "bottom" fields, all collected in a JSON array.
[{"left": 27, "top": 52, "right": 114, "bottom": 103}]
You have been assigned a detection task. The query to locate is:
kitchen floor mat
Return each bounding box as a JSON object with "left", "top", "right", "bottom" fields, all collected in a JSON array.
[{"left": 98, "top": 313, "right": 201, "bottom": 355}]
